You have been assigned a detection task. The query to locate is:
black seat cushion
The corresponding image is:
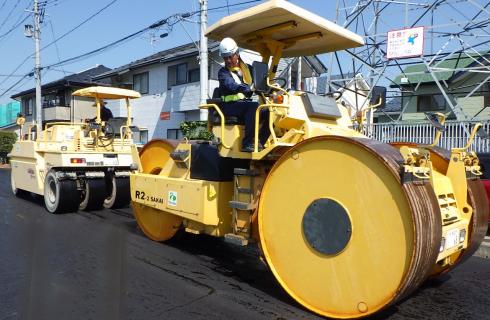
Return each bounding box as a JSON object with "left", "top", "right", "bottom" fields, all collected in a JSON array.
[
  {"left": 209, "top": 109, "right": 244, "bottom": 125},
  {"left": 206, "top": 88, "right": 245, "bottom": 125},
  {"left": 206, "top": 98, "right": 223, "bottom": 105}
]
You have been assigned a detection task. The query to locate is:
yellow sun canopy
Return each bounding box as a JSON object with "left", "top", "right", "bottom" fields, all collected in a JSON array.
[
  {"left": 206, "top": 0, "right": 364, "bottom": 57},
  {"left": 72, "top": 86, "right": 141, "bottom": 100}
]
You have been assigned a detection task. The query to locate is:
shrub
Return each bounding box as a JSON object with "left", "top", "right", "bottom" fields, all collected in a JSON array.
[
  {"left": 180, "top": 121, "right": 213, "bottom": 140},
  {"left": 0, "top": 131, "right": 17, "bottom": 164}
]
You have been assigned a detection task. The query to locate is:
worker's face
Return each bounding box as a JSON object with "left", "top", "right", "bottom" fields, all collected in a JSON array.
[{"left": 223, "top": 53, "right": 239, "bottom": 68}]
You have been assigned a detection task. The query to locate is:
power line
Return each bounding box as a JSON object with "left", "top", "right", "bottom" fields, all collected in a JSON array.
[
  {"left": 0, "top": 74, "right": 27, "bottom": 77},
  {"left": 41, "top": 0, "right": 118, "bottom": 52},
  {"left": 0, "top": 0, "right": 24, "bottom": 33},
  {"left": 0, "top": 0, "right": 8, "bottom": 13},
  {"left": 43, "top": 0, "right": 73, "bottom": 9},
  {"left": 0, "top": 0, "right": 118, "bottom": 91},
  {"left": 0, "top": 72, "right": 32, "bottom": 99},
  {"left": 225, "top": 0, "right": 230, "bottom": 14},
  {"left": 48, "top": 19, "right": 66, "bottom": 76},
  {"left": 207, "top": 0, "right": 262, "bottom": 13},
  {"left": 0, "top": 14, "right": 29, "bottom": 40},
  {"left": 45, "top": 0, "right": 264, "bottom": 69},
  {"left": 0, "top": 0, "right": 32, "bottom": 42},
  {"left": 44, "top": 14, "right": 183, "bottom": 68}
]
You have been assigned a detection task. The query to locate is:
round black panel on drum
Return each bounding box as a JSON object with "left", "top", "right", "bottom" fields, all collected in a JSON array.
[{"left": 302, "top": 198, "right": 352, "bottom": 255}]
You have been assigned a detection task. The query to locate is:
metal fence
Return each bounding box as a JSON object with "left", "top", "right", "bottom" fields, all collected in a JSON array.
[{"left": 367, "top": 120, "right": 490, "bottom": 153}]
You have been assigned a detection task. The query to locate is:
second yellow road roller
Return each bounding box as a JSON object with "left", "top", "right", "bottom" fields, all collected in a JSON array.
[
  {"left": 9, "top": 86, "right": 142, "bottom": 213},
  {"left": 129, "top": 0, "right": 489, "bottom": 318}
]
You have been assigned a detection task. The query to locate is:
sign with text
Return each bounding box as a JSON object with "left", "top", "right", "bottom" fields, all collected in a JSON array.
[
  {"left": 386, "top": 26, "right": 424, "bottom": 59},
  {"left": 160, "top": 112, "right": 170, "bottom": 120}
]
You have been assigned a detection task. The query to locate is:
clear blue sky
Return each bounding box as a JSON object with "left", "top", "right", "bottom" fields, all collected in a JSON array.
[{"left": 0, "top": 0, "right": 486, "bottom": 104}]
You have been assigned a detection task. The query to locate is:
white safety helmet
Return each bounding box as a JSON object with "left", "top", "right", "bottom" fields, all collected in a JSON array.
[{"left": 219, "top": 37, "right": 238, "bottom": 57}]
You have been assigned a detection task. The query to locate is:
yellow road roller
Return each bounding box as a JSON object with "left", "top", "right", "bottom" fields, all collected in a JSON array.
[
  {"left": 129, "top": 0, "right": 489, "bottom": 318},
  {"left": 9, "top": 86, "right": 142, "bottom": 213}
]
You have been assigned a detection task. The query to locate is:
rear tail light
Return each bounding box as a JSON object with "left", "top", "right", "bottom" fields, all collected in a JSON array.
[{"left": 70, "top": 158, "right": 86, "bottom": 164}]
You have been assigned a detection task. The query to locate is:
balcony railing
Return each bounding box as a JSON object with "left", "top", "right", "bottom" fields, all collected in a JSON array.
[{"left": 43, "top": 105, "right": 70, "bottom": 121}]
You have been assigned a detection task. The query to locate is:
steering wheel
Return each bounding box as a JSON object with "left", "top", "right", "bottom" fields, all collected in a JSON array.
[
  {"left": 323, "top": 90, "right": 343, "bottom": 101},
  {"left": 272, "top": 77, "right": 287, "bottom": 89},
  {"left": 97, "top": 122, "right": 115, "bottom": 147}
]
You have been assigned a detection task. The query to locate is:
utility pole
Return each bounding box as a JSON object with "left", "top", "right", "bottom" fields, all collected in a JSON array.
[
  {"left": 365, "top": 1, "right": 380, "bottom": 134},
  {"left": 296, "top": 57, "right": 302, "bottom": 90},
  {"left": 33, "top": 0, "right": 42, "bottom": 135},
  {"left": 199, "top": 0, "right": 208, "bottom": 120}
]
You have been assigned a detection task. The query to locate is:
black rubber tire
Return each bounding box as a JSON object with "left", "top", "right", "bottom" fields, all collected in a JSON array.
[
  {"left": 44, "top": 170, "right": 80, "bottom": 214},
  {"left": 11, "top": 170, "right": 28, "bottom": 197},
  {"left": 103, "top": 176, "right": 130, "bottom": 209},
  {"left": 79, "top": 178, "right": 106, "bottom": 211}
]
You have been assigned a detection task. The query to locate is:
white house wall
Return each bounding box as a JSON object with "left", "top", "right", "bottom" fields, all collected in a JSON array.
[
  {"left": 171, "top": 82, "right": 200, "bottom": 112},
  {"left": 116, "top": 64, "right": 167, "bottom": 95},
  {"left": 107, "top": 79, "right": 218, "bottom": 139},
  {"left": 108, "top": 93, "right": 184, "bottom": 139}
]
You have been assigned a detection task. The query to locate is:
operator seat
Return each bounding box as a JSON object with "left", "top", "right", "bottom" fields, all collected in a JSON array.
[{"left": 206, "top": 87, "right": 244, "bottom": 126}]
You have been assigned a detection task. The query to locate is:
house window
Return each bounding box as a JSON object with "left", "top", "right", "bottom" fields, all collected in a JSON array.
[
  {"left": 42, "top": 92, "right": 65, "bottom": 108},
  {"left": 24, "top": 97, "right": 33, "bottom": 115},
  {"left": 188, "top": 68, "right": 200, "bottom": 83},
  {"left": 167, "top": 63, "right": 188, "bottom": 89},
  {"left": 417, "top": 94, "right": 446, "bottom": 112},
  {"left": 133, "top": 72, "right": 149, "bottom": 94},
  {"left": 167, "top": 129, "right": 183, "bottom": 139}
]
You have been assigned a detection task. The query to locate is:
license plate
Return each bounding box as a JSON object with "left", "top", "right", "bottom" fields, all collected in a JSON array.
[
  {"left": 445, "top": 228, "right": 459, "bottom": 250},
  {"left": 103, "top": 157, "right": 118, "bottom": 166}
]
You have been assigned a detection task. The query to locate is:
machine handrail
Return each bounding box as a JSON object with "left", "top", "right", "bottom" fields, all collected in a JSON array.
[
  {"left": 254, "top": 102, "right": 289, "bottom": 152},
  {"left": 428, "top": 112, "right": 447, "bottom": 147},
  {"left": 454, "top": 122, "right": 483, "bottom": 152},
  {"left": 199, "top": 103, "right": 232, "bottom": 149},
  {"left": 27, "top": 124, "right": 37, "bottom": 141},
  {"left": 119, "top": 125, "right": 132, "bottom": 147}
]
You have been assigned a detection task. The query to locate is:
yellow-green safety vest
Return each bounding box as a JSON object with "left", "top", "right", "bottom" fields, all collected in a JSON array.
[{"left": 221, "top": 63, "right": 252, "bottom": 102}]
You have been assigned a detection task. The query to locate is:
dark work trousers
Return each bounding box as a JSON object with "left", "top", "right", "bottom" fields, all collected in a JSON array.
[{"left": 220, "top": 100, "right": 270, "bottom": 147}]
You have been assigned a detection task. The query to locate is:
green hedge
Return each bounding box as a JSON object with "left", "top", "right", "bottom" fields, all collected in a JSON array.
[
  {"left": 180, "top": 121, "right": 213, "bottom": 140},
  {"left": 0, "top": 131, "right": 17, "bottom": 164}
]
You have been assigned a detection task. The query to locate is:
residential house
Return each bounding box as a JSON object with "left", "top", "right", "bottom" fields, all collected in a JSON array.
[
  {"left": 10, "top": 65, "right": 111, "bottom": 134},
  {"left": 93, "top": 41, "right": 327, "bottom": 139},
  {"left": 388, "top": 53, "right": 490, "bottom": 122}
]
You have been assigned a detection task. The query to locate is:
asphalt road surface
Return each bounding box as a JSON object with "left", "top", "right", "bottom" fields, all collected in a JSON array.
[{"left": 1, "top": 168, "right": 490, "bottom": 320}]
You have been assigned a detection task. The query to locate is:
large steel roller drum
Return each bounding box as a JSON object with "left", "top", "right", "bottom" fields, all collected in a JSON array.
[
  {"left": 257, "top": 136, "right": 443, "bottom": 318},
  {"left": 132, "top": 139, "right": 183, "bottom": 242},
  {"left": 390, "top": 142, "right": 489, "bottom": 275}
]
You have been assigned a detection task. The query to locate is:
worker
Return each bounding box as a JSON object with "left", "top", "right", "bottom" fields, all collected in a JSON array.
[
  {"left": 88, "top": 101, "right": 113, "bottom": 123},
  {"left": 100, "top": 101, "right": 114, "bottom": 122},
  {"left": 218, "top": 37, "right": 269, "bottom": 152}
]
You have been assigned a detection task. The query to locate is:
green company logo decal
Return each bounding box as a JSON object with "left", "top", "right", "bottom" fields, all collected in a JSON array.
[{"left": 168, "top": 191, "right": 177, "bottom": 206}]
